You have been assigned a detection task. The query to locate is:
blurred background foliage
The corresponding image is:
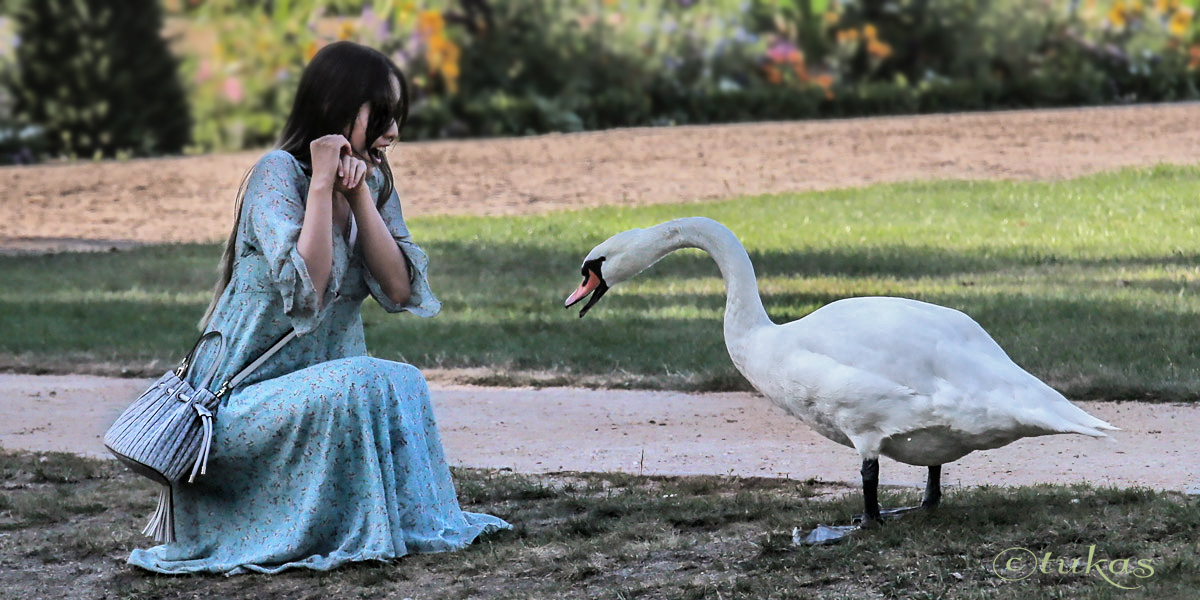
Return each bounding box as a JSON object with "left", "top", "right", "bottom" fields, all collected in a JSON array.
[
  {"left": 0, "top": 0, "right": 190, "bottom": 162},
  {"left": 0, "top": 0, "right": 1199, "bottom": 162}
]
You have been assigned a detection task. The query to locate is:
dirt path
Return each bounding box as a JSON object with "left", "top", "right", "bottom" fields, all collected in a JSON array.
[
  {"left": 1, "top": 374, "right": 1194, "bottom": 491},
  {"left": 3, "top": 105, "right": 1200, "bottom": 490},
  {"left": 4, "top": 103, "right": 1200, "bottom": 251}
]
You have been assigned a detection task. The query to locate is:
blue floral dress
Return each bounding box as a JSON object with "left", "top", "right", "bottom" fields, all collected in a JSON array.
[{"left": 128, "top": 150, "right": 510, "bottom": 575}]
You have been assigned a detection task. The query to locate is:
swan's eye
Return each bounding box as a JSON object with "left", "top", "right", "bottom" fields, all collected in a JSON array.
[{"left": 582, "top": 257, "right": 605, "bottom": 278}]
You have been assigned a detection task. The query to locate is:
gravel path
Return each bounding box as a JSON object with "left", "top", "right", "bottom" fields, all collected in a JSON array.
[
  {"left": 4, "top": 103, "right": 1200, "bottom": 251},
  {"left": 1, "top": 374, "right": 1194, "bottom": 491}
]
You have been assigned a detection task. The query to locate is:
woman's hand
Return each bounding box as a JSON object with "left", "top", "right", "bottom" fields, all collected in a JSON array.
[
  {"left": 309, "top": 134, "right": 351, "bottom": 191},
  {"left": 334, "top": 153, "right": 369, "bottom": 195}
]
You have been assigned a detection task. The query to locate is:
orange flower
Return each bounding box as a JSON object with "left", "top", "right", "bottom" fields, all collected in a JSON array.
[
  {"left": 863, "top": 23, "right": 878, "bottom": 40},
  {"left": 868, "top": 39, "right": 892, "bottom": 59},
  {"left": 815, "top": 74, "right": 834, "bottom": 100},
  {"left": 792, "top": 61, "right": 809, "bottom": 82},
  {"left": 425, "top": 34, "right": 462, "bottom": 94},
  {"left": 837, "top": 28, "right": 859, "bottom": 43},
  {"left": 304, "top": 40, "right": 320, "bottom": 62},
  {"left": 763, "top": 64, "right": 782, "bottom": 84},
  {"left": 1189, "top": 43, "right": 1200, "bottom": 69},
  {"left": 417, "top": 10, "right": 445, "bottom": 38}
]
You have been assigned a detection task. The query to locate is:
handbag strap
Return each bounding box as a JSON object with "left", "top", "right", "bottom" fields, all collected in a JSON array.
[
  {"left": 214, "top": 329, "right": 298, "bottom": 398},
  {"left": 175, "top": 331, "right": 226, "bottom": 391}
]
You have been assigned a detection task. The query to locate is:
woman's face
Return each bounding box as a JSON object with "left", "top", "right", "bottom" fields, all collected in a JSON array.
[{"left": 345, "top": 75, "right": 400, "bottom": 172}]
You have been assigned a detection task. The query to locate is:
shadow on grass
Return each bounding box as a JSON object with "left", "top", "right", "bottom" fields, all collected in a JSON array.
[
  {"left": 3, "top": 242, "right": 1200, "bottom": 399},
  {"left": 429, "top": 237, "right": 1200, "bottom": 282}
]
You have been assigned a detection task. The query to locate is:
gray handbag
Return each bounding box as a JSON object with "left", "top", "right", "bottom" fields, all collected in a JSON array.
[{"left": 103, "top": 329, "right": 296, "bottom": 543}]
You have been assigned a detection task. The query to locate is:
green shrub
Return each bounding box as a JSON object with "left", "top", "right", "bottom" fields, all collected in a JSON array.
[
  {"left": 5, "top": 0, "right": 190, "bottom": 160},
  {"left": 163, "top": 0, "right": 1200, "bottom": 149}
]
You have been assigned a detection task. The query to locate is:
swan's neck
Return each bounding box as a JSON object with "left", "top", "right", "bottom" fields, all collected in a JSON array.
[{"left": 655, "top": 218, "right": 773, "bottom": 366}]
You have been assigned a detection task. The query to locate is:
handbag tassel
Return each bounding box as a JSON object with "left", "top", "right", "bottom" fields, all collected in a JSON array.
[
  {"left": 142, "top": 486, "right": 175, "bottom": 544},
  {"left": 187, "top": 404, "right": 214, "bottom": 484}
]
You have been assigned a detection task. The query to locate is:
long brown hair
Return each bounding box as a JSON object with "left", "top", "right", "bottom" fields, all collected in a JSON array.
[{"left": 199, "top": 42, "right": 410, "bottom": 330}]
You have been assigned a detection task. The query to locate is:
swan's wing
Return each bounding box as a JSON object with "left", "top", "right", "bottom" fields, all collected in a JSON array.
[{"left": 768, "top": 297, "right": 1115, "bottom": 439}]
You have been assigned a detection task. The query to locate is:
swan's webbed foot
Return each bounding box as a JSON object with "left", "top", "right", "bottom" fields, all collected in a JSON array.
[
  {"left": 793, "top": 463, "right": 944, "bottom": 546},
  {"left": 794, "top": 458, "right": 881, "bottom": 546},
  {"left": 851, "top": 506, "right": 916, "bottom": 525},
  {"left": 852, "top": 464, "right": 942, "bottom": 523}
]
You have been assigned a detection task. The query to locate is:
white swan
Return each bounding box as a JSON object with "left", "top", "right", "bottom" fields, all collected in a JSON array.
[{"left": 565, "top": 217, "right": 1116, "bottom": 536}]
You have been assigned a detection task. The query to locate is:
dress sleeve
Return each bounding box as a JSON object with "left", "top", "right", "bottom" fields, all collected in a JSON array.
[
  {"left": 364, "top": 186, "right": 442, "bottom": 318},
  {"left": 241, "top": 151, "right": 343, "bottom": 334}
]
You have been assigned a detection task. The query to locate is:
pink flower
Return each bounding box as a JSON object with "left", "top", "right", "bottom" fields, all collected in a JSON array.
[
  {"left": 195, "top": 59, "right": 212, "bottom": 83},
  {"left": 766, "top": 39, "right": 800, "bottom": 64},
  {"left": 223, "top": 77, "right": 244, "bottom": 103}
]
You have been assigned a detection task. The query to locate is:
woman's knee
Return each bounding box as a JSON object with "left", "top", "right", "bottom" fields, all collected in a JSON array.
[{"left": 334, "top": 356, "right": 425, "bottom": 389}]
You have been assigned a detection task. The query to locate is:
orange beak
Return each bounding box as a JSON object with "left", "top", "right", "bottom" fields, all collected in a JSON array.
[{"left": 565, "top": 271, "right": 601, "bottom": 307}]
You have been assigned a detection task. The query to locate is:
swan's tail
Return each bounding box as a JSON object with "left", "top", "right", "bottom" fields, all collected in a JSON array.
[{"left": 1029, "top": 396, "right": 1118, "bottom": 438}]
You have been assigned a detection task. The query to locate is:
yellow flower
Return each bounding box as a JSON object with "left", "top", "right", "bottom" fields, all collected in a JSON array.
[
  {"left": 304, "top": 40, "right": 320, "bottom": 62},
  {"left": 837, "top": 28, "right": 860, "bottom": 43},
  {"left": 863, "top": 23, "right": 878, "bottom": 40},
  {"left": 1170, "top": 7, "right": 1194, "bottom": 36},
  {"left": 1131, "top": 0, "right": 1145, "bottom": 15},
  {"left": 1156, "top": 0, "right": 1170, "bottom": 13},
  {"left": 1109, "top": 1, "right": 1127, "bottom": 28},
  {"left": 336, "top": 20, "right": 356, "bottom": 41},
  {"left": 397, "top": 1, "right": 416, "bottom": 27}
]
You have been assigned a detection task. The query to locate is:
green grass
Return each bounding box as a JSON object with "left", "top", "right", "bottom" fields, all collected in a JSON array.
[
  {"left": 0, "top": 448, "right": 1197, "bottom": 599},
  {"left": 4, "top": 164, "right": 1200, "bottom": 398}
]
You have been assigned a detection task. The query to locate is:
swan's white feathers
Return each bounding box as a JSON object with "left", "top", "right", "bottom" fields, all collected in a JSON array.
[
  {"left": 580, "top": 217, "right": 1116, "bottom": 468},
  {"left": 744, "top": 296, "right": 1115, "bottom": 464}
]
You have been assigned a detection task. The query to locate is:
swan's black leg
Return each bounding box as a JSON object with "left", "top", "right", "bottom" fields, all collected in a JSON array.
[
  {"left": 922, "top": 465, "right": 942, "bottom": 510},
  {"left": 859, "top": 458, "right": 882, "bottom": 527}
]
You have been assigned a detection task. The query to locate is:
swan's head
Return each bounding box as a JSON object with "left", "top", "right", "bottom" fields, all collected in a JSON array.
[{"left": 564, "top": 226, "right": 675, "bottom": 318}]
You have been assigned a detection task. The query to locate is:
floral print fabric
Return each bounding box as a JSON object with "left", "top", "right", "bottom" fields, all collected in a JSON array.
[{"left": 128, "top": 150, "right": 510, "bottom": 575}]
